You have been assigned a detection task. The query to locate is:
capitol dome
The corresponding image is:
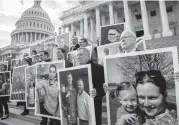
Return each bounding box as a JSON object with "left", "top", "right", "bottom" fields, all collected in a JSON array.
[{"left": 11, "top": 0, "right": 55, "bottom": 45}]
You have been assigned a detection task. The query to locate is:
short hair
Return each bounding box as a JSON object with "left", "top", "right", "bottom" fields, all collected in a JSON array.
[
  {"left": 71, "top": 36, "right": 78, "bottom": 41},
  {"left": 120, "top": 30, "right": 136, "bottom": 40},
  {"left": 39, "top": 50, "right": 49, "bottom": 57},
  {"left": 80, "top": 38, "right": 88, "bottom": 43},
  {"left": 49, "top": 64, "right": 56, "bottom": 71},
  {"left": 32, "top": 50, "right": 37, "bottom": 55},
  {"left": 77, "top": 77, "right": 84, "bottom": 83},
  {"left": 57, "top": 48, "right": 66, "bottom": 54},
  {"left": 66, "top": 72, "right": 72, "bottom": 78},
  {"left": 135, "top": 70, "right": 167, "bottom": 98},
  {"left": 77, "top": 47, "right": 90, "bottom": 57},
  {"left": 110, "top": 82, "right": 136, "bottom": 100}
]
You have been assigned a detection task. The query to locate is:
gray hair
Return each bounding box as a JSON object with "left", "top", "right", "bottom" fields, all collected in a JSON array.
[{"left": 120, "top": 30, "right": 136, "bottom": 40}]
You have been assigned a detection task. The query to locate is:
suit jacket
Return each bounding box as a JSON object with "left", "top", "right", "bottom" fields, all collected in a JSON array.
[
  {"left": 87, "top": 60, "right": 105, "bottom": 99},
  {"left": 70, "top": 43, "right": 80, "bottom": 51},
  {"left": 65, "top": 60, "right": 73, "bottom": 68}
]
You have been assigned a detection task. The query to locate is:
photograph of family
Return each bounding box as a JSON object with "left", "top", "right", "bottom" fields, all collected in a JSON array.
[
  {"left": 104, "top": 47, "right": 179, "bottom": 125},
  {"left": 11, "top": 65, "right": 27, "bottom": 101},
  {"left": 0, "top": 71, "right": 11, "bottom": 97},
  {"left": 0, "top": 61, "right": 8, "bottom": 72},
  {"left": 100, "top": 23, "right": 124, "bottom": 45},
  {"left": 58, "top": 64, "right": 95, "bottom": 125},
  {"left": 35, "top": 61, "right": 65, "bottom": 119},
  {"left": 25, "top": 65, "right": 36, "bottom": 109}
]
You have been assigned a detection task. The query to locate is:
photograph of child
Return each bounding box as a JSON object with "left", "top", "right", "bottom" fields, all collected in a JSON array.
[
  {"left": 104, "top": 47, "right": 179, "bottom": 125},
  {"left": 35, "top": 61, "right": 65, "bottom": 119}
]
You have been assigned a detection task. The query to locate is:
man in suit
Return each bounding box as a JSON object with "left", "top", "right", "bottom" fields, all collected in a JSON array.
[
  {"left": 70, "top": 36, "right": 80, "bottom": 51},
  {"left": 56, "top": 47, "right": 73, "bottom": 68},
  {"left": 120, "top": 30, "right": 139, "bottom": 53},
  {"left": 77, "top": 47, "right": 105, "bottom": 125}
]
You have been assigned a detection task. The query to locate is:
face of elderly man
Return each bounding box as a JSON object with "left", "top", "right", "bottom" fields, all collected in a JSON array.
[
  {"left": 120, "top": 31, "right": 136, "bottom": 51},
  {"left": 108, "top": 29, "right": 118, "bottom": 43},
  {"left": 71, "top": 37, "right": 78, "bottom": 45},
  {"left": 77, "top": 49, "right": 90, "bottom": 65}
]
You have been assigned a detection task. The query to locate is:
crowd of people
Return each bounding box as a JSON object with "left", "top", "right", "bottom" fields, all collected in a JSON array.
[{"left": 0, "top": 28, "right": 178, "bottom": 125}]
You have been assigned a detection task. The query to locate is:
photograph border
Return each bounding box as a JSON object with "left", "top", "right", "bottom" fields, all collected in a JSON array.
[
  {"left": 10, "top": 64, "right": 28, "bottom": 102},
  {"left": 25, "top": 64, "right": 37, "bottom": 110},
  {"left": 100, "top": 22, "right": 125, "bottom": 46},
  {"left": 57, "top": 64, "right": 96, "bottom": 125},
  {"left": 35, "top": 60, "right": 65, "bottom": 120},
  {"left": 0, "top": 71, "right": 11, "bottom": 97},
  {"left": 58, "top": 32, "right": 70, "bottom": 52},
  {"left": 103, "top": 46, "right": 179, "bottom": 125}
]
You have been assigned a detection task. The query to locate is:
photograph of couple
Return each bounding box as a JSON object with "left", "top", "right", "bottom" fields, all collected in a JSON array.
[
  {"left": 104, "top": 47, "right": 179, "bottom": 125},
  {"left": 58, "top": 65, "right": 95, "bottom": 125}
]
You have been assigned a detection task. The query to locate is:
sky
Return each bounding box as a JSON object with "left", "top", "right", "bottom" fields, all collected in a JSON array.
[{"left": 0, "top": 0, "right": 80, "bottom": 48}]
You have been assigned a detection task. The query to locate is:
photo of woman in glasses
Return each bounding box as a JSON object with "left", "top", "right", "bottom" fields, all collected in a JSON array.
[{"left": 104, "top": 48, "right": 179, "bottom": 125}]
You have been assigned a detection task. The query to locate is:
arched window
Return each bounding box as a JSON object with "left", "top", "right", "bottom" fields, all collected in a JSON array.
[
  {"left": 30, "top": 22, "right": 32, "bottom": 27},
  {"left": 37, "top": 23, "right": 39, "bottom": 28},
  {"left": 41, "top": 24, "right": 42, "bottom": 28},
  {"left": 34, "top": 22, "right": 35, "bottom": 27}
]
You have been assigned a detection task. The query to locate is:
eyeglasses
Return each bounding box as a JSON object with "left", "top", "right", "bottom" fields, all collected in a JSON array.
[
  {"left": 120, "top": 36, "right": 134, "bottom": 40},
  {"left": 108, "top": 33, "right": 116, "bottom": 36},
  {"left": 135, "top": 70, "right": 162, "bottom": 83}
]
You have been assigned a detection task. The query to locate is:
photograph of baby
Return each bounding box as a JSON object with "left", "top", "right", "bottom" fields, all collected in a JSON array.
[
  {"left": 67, "top": 46, "right": 93, "bottom": 67},
  {"left": 104, "top": 47, "right": 179, "bottom": 125},
  {"left": 0, "top": 71, "right": 11, "bottom": 97},
  {"left": 11, "top": 65, "right": 28, "bottom": 101},
  {"left": 97, "top": 42, "right": 122, "bottom": 65},
  {"left": 25, "top": 65, "right": 36, "bottom": 109},
  {"left": 58, "top": 64, "right": 95, "bottom": 125},
  {"left": 35, "top": 61, "right": 65, "bottom": 119},
  {"left": 100, "top": 23, "right": 124, "bottom": 45},
  {"left": 0, "top": 61, "right": 8, "bottom": 72}
]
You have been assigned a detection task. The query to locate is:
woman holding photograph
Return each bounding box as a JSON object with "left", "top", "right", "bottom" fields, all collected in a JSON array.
[{"left": 135, "top": 70, "right": 178, "bottom": 125}]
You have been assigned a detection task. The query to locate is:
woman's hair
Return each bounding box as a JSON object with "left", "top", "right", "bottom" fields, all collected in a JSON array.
[
  {"left": 110, "top": 82, "right": 136, "bottom": 100},
  {"left": 135, "top": 70, "right": 167, "bottom": 98}
]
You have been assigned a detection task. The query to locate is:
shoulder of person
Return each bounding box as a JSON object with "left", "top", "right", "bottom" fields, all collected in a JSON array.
[{"left": 116, "top": 106, "right": 127, "bottom": 119}]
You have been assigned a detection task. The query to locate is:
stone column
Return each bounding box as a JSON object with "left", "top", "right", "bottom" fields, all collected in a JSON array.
[
  {"left": 80, "top": 20, "right": 84, "bottom": 36},
  {"left": 84, "top": 12, "right": 88, "bottom": 38},
  {"left": 71, "top": 23, "right": 75, "bottom": 36},
  {"left": 34, "top": 33, "right": 37, "bottom": 41},
  {"left": 159, "top": 1, "right": 172, "bottom": 37},
  {"left": 109, "top": 2, "right": 114, "bottom": 25},
  {"left": 18, "top": 33, "right": 20, "bottom": 43},
  {"left": 90, "top": 17, "right": 94, "bottom": 42},
  {"left": 95, "top": 6, "right": 100, "bottom": 38},
  {"left": 140, "top": 1, "right": 151, "bottom": 40},
  {"left": 26, "top": 32, "right": 28, "bottom": 42},
  {"left": 123, "top": 0, "right": 132, "bottom": 30},
  {"left": 30, "top": 32, "right": 33, "bottom": 42},
  {"left": 101, "top": 14, "right": 105, "bottom": 26}
]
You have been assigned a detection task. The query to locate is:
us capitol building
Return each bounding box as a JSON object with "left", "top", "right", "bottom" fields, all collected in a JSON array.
[{"left": 0, "top": 0, "right": 55, "bottom": 61}]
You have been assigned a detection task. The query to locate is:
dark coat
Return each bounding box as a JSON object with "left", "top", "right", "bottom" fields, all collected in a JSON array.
[
  {"left": 70, "top": 43, "right": 80, "bottom": 51},
  {"left": 65, "top": 60, "right": 73, "bottom": 68},
  {"left": 87, "top": 60, "right": 105, "bottom": 125}
]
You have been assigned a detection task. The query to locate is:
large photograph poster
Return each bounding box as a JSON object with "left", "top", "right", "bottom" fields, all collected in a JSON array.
[
  {"left": 0, "top": 71, "right": 11, "bottom": 97},
  {"left": 11, "top": 65, "right": 27, "bottom": 101},
  {"left": 0, "top": 61, "right": 8, "bottom": 72},
  {"left": 30, "top": 39, "right": 45, "bottom": 56},
  {"left": 57, "top": 33, "right": 70, "bottom": 53},
  {"left": 44, "top": 36, "right": 57, "bottom": 61},
  {"left": 97, "top": 42, "right": 122, "bottom": 65},
  {"left": 35, "top": 61, "right": 65, "bottom": 119},
  {"left": 104, "top": 47, "right": 179, "bottom": 125},
  {"left": 58, "top": 64, "right": 96, "bottom": 125},
  {"left": 25, "top": 65, "right": 36, "bottom": 109},
  {"left": 100, "top": 23, "right": 124, "bottom": 45}
]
